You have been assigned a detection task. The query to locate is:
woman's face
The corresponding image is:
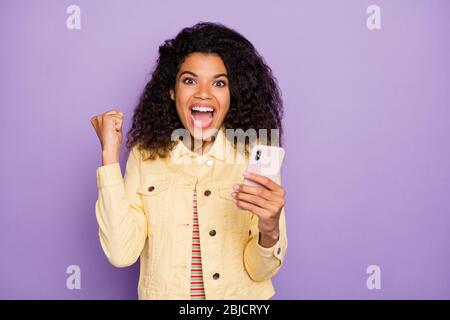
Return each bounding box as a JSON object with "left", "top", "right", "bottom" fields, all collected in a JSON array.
[{"left": 170, "top": 52, "right": 230, "bottom": 141}]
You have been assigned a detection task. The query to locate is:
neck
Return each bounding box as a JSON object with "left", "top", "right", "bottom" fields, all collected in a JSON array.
[
  {"left": 190, "top": 130, "right": 219, "bottom": 155},
  {"left": 192, "top": 138, "right": 214, "bottom": 155}
]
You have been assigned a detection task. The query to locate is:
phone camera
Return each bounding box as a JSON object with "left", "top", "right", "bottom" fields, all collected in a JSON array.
[{"left": 255, "top": 150, "right": 261, "bottom": 161}]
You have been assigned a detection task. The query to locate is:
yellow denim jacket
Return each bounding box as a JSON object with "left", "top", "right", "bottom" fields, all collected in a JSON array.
[{"left": 95, "top": 126, "right": 288, "bottom": 299}]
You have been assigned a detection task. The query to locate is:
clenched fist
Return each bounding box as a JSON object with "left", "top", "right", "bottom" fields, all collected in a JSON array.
[{"left": 91, "top": 109, "right": 124, "bottom": 165}]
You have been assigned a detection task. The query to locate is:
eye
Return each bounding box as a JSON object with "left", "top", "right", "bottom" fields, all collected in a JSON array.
[
  {"left": 214, "top": 80, "right": 227, "bottom": 87},
  {"left": 182, "top": 77, "right": 196, "bottom": 85}
]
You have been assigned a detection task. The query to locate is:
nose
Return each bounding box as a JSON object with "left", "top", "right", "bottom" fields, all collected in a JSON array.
[{"left": 194, "top": 82, "right": 212, "bottom": 100}]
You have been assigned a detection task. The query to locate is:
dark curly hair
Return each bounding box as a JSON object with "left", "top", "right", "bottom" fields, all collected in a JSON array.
[{"left": 126, "top": 21, "right": 284, "bottom": 160}]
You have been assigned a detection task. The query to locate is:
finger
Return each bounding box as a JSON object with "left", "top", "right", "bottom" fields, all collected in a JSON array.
[
  {"left": 232, "top": 198, "right": 269, "bottom": 217},
  {"left": 90, "top": 116, "right": 97, "bottom": 127},
  {"left": 112, "top": 120, "right": 123, "bottom": 131},
  {"left": 106, "top": 117, "right": 124, "bottom": 126},
  {"left": 233, "top": 183, "right": 278, "bottom": 202},
  {"left": 105, "top": 109, "right": 121, "bottom": 115},
  {"left": 232, "top": 192, "right": 279, "bottom": 212},
  {"left": 104, "top": 113, "right": 123, "bottom": 119},
  {"left": 91, "top": 116, "right": 101, "bottom": 129},
  {"left": 104, "top": 114, "right": 124, "bottom": 126},
  {"left": 243, "top": 171, "right": 283, "bottom": 194}
]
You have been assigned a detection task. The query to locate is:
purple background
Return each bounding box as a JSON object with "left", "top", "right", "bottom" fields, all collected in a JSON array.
[{"left": 1, "top": 0, "right": 449, "bottom": 299}]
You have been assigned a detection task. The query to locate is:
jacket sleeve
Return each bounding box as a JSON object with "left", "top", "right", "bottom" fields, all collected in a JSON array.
[
  {"left": 95, "top": 146, "right": 148, "bottom": 268},
  {"left": 243, "top": 173, "right": 288, "bottom": 282}
]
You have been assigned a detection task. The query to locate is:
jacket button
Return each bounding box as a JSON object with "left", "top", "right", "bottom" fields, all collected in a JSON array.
[
  {"left": 213, "top": 273, "right": 220, "bottom": 280},
  {"left": 277, "top": 247, "right": 281, "bottom": 255},
  {"left": 204, "top": 190, "right": 211, "bottom": 196},
  {"left": 249, "top": 229, "right": 252, "bottom": 236},
  {"left": 148, "top": 186, "right": 155, "bottom": 192},
  {"left": 209, "top": 230, "right": 216, "bottom": 237}
]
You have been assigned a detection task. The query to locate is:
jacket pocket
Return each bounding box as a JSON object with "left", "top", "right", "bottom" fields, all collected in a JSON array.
[
  {"left": 136, "top": 174, "right": 171, "bottom": 231},
  {"left": 218, "top": 184, "right": 236, "bottom": 210},
  {"left": 218, "top": 184, "right": 252, "bottom": 235},
  {"left": 137, "top": 174, "right": 172, "bottom": 271},
  {"left": 137, "top": 175, "right": 171, "bottom": 197}
]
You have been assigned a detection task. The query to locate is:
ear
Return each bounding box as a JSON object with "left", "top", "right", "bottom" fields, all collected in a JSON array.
[{"left": 169, "top": 89, "right": 175, "bottom": 101}]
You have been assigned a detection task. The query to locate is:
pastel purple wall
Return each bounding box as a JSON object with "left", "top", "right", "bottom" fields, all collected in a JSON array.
[{"left": 1, "top": 0, "right": 449, "bottom": 299}]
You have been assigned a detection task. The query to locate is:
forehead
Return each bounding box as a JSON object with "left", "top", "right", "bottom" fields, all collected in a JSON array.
[{"left": 178, "top": 52, "right": 227, "bottom": 75}]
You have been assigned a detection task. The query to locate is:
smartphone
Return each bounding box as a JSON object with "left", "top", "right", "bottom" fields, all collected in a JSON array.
[{"left": 243, "top": 145, "right": 285, "bottom": 187}]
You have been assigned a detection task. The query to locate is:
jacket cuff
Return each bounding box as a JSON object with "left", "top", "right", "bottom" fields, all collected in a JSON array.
[
  {"left": 96, "top": 163, "right": 123, "bottom": 189},
  {"left": 255, "top": 229, "right": 284, "bottom": 261}
]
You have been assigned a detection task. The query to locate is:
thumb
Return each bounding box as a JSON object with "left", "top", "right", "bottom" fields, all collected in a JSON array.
[{"left": 113, "top": 117, "right": 123, "bottom": 130}]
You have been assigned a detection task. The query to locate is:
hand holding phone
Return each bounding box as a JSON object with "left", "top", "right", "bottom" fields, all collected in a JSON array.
[{"left": 243, "top": 145, "right": 285, "bottom": 187}]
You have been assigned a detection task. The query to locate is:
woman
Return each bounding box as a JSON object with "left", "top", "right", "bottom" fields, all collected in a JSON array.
[{"left": 90, "top": 22, "right": 288, "bottom": 300}]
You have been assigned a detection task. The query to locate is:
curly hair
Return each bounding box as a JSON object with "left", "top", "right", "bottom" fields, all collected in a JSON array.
[{"left": 126, "top": 21, "right": 284, "bottom": 160}]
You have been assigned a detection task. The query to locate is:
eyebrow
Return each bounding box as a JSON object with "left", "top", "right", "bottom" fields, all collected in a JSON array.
[{"left": 178, "top": 70, "right": 228, "bottom": 79}]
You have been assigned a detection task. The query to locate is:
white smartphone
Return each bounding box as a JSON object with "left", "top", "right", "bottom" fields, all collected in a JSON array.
[{"left": 243, "top": 144, "right": 285, "bottom": 187}]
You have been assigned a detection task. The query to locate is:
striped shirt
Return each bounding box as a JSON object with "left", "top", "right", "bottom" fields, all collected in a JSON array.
[{"left": 190, "top": 187, "right": 206, "bottom": 299}]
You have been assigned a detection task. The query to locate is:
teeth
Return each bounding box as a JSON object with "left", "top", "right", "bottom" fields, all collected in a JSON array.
[{"left": 191, "top": 106, "right": 214, "bottom": 112}]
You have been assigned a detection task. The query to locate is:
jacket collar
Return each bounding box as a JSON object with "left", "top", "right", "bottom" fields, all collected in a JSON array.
[{"left": 171, "top": 125, "right": 233, "bottom": 162}]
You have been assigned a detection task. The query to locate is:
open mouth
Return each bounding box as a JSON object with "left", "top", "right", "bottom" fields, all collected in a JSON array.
[{"left": 189, "top": 103, "right": 216, "bottom": 129}]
